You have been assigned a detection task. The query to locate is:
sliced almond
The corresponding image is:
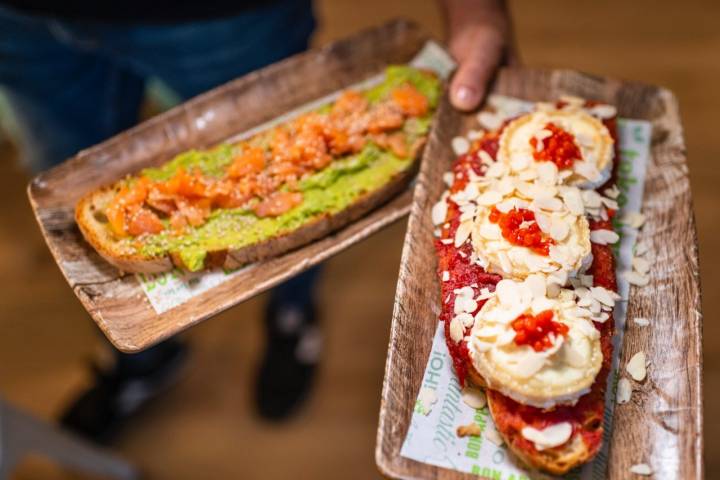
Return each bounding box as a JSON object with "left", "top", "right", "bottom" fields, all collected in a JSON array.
[
  {"left": 624, "top": 270, "right": 650, "bottom": 287},
  {"left": 633, "top": 317, "right": 650, "bottom": 327},
  {"left": 449, "top": 317, "right": 465, "bottom": 343},
  {"left": 477, "top": 111, "right": 503, "bottom": 130},
  {"left": 461, "top": 387, "right": 487, "bottom": 409},
  {"left": 626, "top": 351, "right": 647, "bottom": 381},
  {"left": 521, "top": 422, "right": 572, "bottom": 451},
  {"left": 590, "top": 229, "right": 620, "bottom": 245},
  {"left": 616, "top": 377, "right": 632, "bottom": 404},
  {"left": 451, "top": 136, "right": 470, "bottom": 156},
  {"left": 454, "top": 221, "right": 473, "bottom": 248},
  {"left": 629, "top": 463, "right": 653, "bottom": 476}
]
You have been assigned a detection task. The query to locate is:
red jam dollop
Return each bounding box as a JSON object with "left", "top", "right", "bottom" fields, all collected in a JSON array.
[
  {"left": 529, "top": 122, "right": 582, "bottom": 169},
  {"left": 511, "top": 310, "right": 569, "bottom": 352},
  {"left": 488, "top": 206, "right": 555, "bottom": 256}
]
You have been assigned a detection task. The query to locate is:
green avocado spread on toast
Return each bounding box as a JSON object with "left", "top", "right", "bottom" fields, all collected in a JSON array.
[{"left": 115, "top": 66, "right": 440, "bottom": 271}]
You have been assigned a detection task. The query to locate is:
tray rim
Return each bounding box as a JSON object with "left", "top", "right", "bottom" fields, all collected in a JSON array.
[
  {"left": 26, "top": 19, "right": 436, "bottom": 353},
  {"left": 375, "top": 66, "right": 703, "bottom": 479}
]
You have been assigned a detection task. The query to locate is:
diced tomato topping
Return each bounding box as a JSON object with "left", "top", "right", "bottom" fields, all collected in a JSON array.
[
  {"left": 127, "top": 207, "right": 164, "bottom": 236},
  {"left": 227, "top": 146, "right": 266, "bottom": 178},
  {"left": 488, "top": 206, "right": 555, "bottom": 255},
  {"left": 103, "top": 76, "right": 435, "bottom": 236},
  {"left": 253, "top": 191, "right": 303, "bottom": 218},
  {"left": 391, "top": 83, "right": 429, "bottom": 117},
  {"left": 529, "top": 122, "right": 582, "bottom": 169},
  {"left": 511, "top": 310, "right": 569, "bottom": 352}
]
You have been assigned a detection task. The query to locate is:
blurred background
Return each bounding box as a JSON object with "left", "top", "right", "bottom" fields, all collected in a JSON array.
[{"left": 0, "top": 0, "right": 717, "bottom": 478}]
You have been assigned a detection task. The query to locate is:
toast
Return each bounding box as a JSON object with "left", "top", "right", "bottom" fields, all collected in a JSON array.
[
  {"left": 433, "top": 96, "right": 621, "bottom": 475},
  {"left": 76, "top": 161, "right": 416, "bottom": 273},
  {"left": 75, "top": 66, "right": 440, "bottom": 273}
]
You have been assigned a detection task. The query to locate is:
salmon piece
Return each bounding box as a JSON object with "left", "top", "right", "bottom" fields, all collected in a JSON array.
[
  {"left": 161, "top": 168, "right": 207, "bottom": 198},
  {"left": 372, "top": 132, "right": 408, "bottom": 158},
  {"left": 127, "top": 207, "right": 164, "bottom": 236},
  {"left": 253, "top": 191, "right": 303, "bottom": 218},
  {"left": 391, "top": 83, "right": 429, "bottom": 117},
  {"left": 366, "top": 103, "right": 404, "bottom": 133},
  {"left": 106, "top": 198, "right": 128, "bottom": 236},
  {"left": 227, "top": 146, "right": 266, "bottom": 179},
  {"left": 332, "top": 90, "right": 368, "bottom": 116},
  {"left": 176, "top": 198, "right": 211, "bottom": 227}
]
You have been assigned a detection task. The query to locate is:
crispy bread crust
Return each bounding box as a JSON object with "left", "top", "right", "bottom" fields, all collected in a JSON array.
[
  {"left": 75, "top": 160, "right": 417, "bottom": 273},
  {"left": 464, "top": 346, "right": 595, "bottom": 475},
  {"left": 487, "top": 393, "right": 594, "bottom": 476}
]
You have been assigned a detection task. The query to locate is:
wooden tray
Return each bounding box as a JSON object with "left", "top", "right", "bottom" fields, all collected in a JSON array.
[
  {"left": 376, "top": 68, "right": 703, "bottom": 479},
  {"left": 27, "top": 20, "right": 432, "bottom": 353}
]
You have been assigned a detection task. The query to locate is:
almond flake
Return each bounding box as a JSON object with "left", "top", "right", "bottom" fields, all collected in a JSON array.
[
  {"left": 417, "top": 387, "right": 437, "bottom": 415},
  {"left": 454, "top": 221, "right": 473, "bottom": 248},
  {"left": 549, "top": 218, "right": 570, "bottom": 241},
  {"left": 449, "top": 317, "right": 465, "bottom": 343},
  {"left": 590, "top": 229, "right": 619, "bottom": 245},
  {"left": 521, "top": 422, "right": 572, "bottom": 451},
  {"left": 431, "top": 198, "right": 448, "bottom": 225},
  {"left": 467, "top": 129, "right": 485, "bottom": 140},
  {"left": 461, "top": 387, "right": 487, "bottom": 409},
  {"left": 477, "top": 190, "right": 503, "bottom": 206},
  {"left": 629, "top": 463, "right": 653, "bottom": 476},
  {"left": 443, "top": 171, "right": 454, "bottom": 186},
  {"left": 588, "top": 104, "right": 617, "bottom": 119},
  {"left": 484, "top": 424, "right": 504, "bottom": 446},
  {"left": 632, "top": 256, "right": 651, "bottom": 275},
  {"left": 624, "top": 270, "right": 650, "bottom": 287},
  {"left": 616, "top": 377, "right": 632, "bottom": 404},
  {"left": 604, "top": 185, "right": 620, "bottom": 199},
  {"left": 477, "top": 111, "right": 503, "bottom": 130},
  {"left": 478, "top": 150, "right": 495, "bottom": 165},
  {"left": 451, "top": 136, "right": 470, "bottom": 155},
  {"left": 626, "top": 351, "right": 647, "bottom": 381},
  {"left": 622, "top": 211, "right": 646, "bottom": 229},
  {"left": 635, "top": 241, "right": 649, "bottom": 256},
  {"left": 442, "top": 271, "right": 450, "bottom": 282},
  {"left": 633, "top": 317, "right": 650, "bottom": 327}
]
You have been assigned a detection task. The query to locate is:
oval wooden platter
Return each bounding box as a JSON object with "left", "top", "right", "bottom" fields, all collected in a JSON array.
[
  {"left": 375, "top": 68, "right": 702, "bottom": 479},
  {"left": 27, "top": 20, "right": 431, "bottom": 353}
]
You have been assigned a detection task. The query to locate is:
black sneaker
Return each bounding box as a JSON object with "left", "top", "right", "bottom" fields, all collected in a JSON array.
[
  {"left": 60, "top": 339, "right": 188, "bottom": 444},
  {"left": 255, "top": 303, "right": 322, "bottom": 421}
]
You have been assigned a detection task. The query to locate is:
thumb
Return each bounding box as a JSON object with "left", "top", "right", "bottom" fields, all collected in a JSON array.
[{"left": 449, "top": 28, "right": 504, "bottom": 112}]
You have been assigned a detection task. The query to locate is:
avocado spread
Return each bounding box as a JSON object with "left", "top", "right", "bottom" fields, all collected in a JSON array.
[{"left": 121, "top": 66, "right": 440, "bottom": 271}]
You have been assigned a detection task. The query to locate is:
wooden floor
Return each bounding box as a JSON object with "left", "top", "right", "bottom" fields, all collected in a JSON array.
[{"left": 0, "top": 0, "right": 717, "bottom": 478}]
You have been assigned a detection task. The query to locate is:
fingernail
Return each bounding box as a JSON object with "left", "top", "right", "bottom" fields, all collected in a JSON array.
[{"left": 453, "top": 85, "right": 480, "bottom": 111}]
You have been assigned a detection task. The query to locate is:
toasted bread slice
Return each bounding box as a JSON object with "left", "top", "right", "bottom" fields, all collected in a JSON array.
[
  {"left": 463, "top": 355, "right": 600, "bottom": 475},
  {"left": 486, "top": 393, "right": 596, "bottom": 476},
  {"left": 76, "top": 160, "right": 417, "bottom": 273}
]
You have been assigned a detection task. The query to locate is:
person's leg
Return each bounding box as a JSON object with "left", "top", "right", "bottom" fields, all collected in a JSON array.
[
  {"left": 93, "top": 0, "right": 323, "bottom": 419},
  {"left": 0, "top": 6, "right": 188, "bottom": 443},
  {"left": 0, "top": 6, "right": 145, "bottom": 170}
]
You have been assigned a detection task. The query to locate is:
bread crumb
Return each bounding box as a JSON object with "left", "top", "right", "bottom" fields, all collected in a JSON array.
[{"left": 456, "top": 423, "right": 482, "bottom": 437}]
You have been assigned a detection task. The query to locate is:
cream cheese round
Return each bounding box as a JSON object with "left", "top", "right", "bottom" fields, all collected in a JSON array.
[
  {"left": 497, "top": 109, "right": 614, "bottom": 189},
  {"left": 469, "top": 179, "right": 592, "bottom": 280},
  {"left": 466, "top": 277, "right": 603, "bottom": 409}
]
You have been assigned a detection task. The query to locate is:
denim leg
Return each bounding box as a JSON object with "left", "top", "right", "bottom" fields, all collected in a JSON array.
[
  {"left": 84, "top": 0, "right": 316, "bottom": 100},
  {"left": 0, "top": 7, "right": 146, "bottom": 171}
]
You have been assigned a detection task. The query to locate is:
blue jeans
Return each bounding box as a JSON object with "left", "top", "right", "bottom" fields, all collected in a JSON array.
[{"left": 0, "top": 1, "right": 319, "bottom": 361}]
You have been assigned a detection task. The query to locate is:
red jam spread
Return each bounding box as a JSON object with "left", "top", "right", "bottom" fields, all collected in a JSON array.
[
  {"left": 511, "top": 310, "right": 569, "bottom": 352},
  {"left": 488, "top": 206, "right": 554, "bottom": 256},
  {"left": 529, "top": 122, "right": 582, "bottom": 169},
  {"left": 434, "top": 101, "right": 621, "bottom": 462}
]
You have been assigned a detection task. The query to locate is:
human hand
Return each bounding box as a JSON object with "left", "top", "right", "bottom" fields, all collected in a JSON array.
[{"left": 441, "top": 0, "right": 517, "bottom": 111}]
